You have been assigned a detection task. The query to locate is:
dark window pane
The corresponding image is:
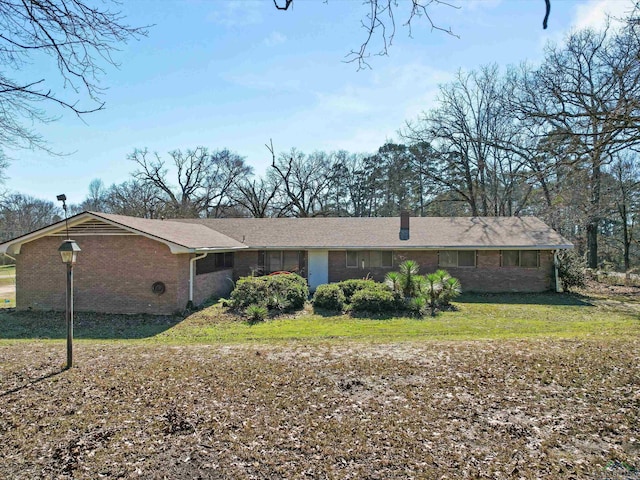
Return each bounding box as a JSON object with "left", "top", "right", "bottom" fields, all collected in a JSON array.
[
  {"left": 502, "top": 250, "right": 519, "bottom": 267},
  {"left": 283, "top": 251, "right": 299, "bottom": 271},
  {"left": 268, "top": 251, "right": 282, "bottom": 272},
  {"left": 346, "top": 251, "right": 358, "bottom": 267},
  {"left": 458, "top": 250, "right": 476, "bottom": 267},
  {"left": 439, "top": 251, "right": 457, "bottom": 267},
  {"left": 521, "top": 250, "right": 538, "bottom": 268},
  {"left": 370, "top": 250, "right": 382, "bottom": 267},
  {"left": 381, "top": 251, "right": 393, "bottom": 267}
]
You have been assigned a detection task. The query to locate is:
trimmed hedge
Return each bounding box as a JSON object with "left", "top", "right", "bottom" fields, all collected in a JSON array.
[
  {"left": 337, "top": 279, "right": 378, "bottom": 303},
  {"left": 350, "top": 284, "right": 400, "bottom": 313},
  {"left": 230, "top": 273, "right": 309, "bottom": 312},
  {"left": 312, "top": 284, "right": 346, "bottom": 311}
]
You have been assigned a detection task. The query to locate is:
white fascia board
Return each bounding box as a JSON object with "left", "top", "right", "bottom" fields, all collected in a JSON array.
[
  {"left": 244, "top": 244, "right": 574, "bottom": 250},
  {"left": 1, "top": 213, "right": 95, "bottom": 255},
  {"left": 2, "top": 212, "right": 194, "bottom": 255},
  {"left": 193, "top": 246, "right": 249, "bottom": 253}
]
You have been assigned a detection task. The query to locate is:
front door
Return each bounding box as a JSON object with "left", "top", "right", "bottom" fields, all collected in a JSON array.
[{"left": 307, "top": 250, "right": 328, "bottom": 291}]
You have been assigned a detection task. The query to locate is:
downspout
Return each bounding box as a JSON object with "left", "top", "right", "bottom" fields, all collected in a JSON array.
[
  {"left": 189, "top": 252, "right": 208, "bottom": 308},
  {"left": 553, "top": 250, "right": 562, "bottom": 293}
]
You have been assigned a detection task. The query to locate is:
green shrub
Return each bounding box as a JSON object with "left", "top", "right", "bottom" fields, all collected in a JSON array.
[
  {"left": 313, "top": 284, "right": 346, "bottom": 311},
  {"left": 350, "top": 285, "right": 400, "bottom": 313},
  {"left": 556, "top": 250, "right": 586, "bottom": 291},
  {"left": 230, "top": 273, "right": 309, "bottom": 312},
  {"left": 265, "top": 273, "right": 309, "bottom": 310},
  {"left": 406, "top": 295, "right": 427, "bottom": 316},
  {"left": 245, "top": 304, "right": 268, "bottom": 322},
  {"left": 230, "top": 277, "right": 269, "bottom": 310},
  {"left": 338, "top": 279, "right": 378, "bottom": 302}
]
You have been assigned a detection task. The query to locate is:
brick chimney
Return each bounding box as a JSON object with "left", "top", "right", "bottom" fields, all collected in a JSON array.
[{"left": 399, "top": 210, "right": 410, "bottom": 240}]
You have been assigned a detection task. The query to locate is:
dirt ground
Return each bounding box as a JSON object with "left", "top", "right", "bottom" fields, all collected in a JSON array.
[{"left": 1, "top": 339, "right": 639, "bottom": 479}]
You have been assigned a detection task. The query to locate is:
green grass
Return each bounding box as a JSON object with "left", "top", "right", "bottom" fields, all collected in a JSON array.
[
  {"left": 154, "top": 296, "right": 638, "bottom": 344},
  {"left": 2, "top": 292, "right": 637, "bottom": 345}
]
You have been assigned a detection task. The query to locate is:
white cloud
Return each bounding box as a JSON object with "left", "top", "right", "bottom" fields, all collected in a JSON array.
[
  {"left": 571, "top": 0, "right": 633, "bottom": 31},
  {"left": 264, "top": 31, "right": 286, "bottom": 47},
  {"left": 207, "top": 1, "right": 262, "bottom": 27},
  {"left": 304, "top": 62, "right": 452, "bottom": 152}
]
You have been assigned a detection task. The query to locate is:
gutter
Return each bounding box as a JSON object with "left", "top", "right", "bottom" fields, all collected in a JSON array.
[
  {"left": 189, "top": 252, "right": 208, "bottom": 307},
  {"left": 553, "top": 250, "right": 562, "bottom": 293}
]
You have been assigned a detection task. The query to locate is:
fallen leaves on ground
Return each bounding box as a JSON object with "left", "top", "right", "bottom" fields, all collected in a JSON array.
[{"left": 0, "top": 339, "right": 639, "bottom": 479}]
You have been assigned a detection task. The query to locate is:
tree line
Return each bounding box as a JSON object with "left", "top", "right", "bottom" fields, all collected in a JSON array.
[{"left": 2, "top": 14, "right": 639, "bottom": 272}]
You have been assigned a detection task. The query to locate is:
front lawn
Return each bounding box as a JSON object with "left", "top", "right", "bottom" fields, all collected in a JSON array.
[
  {"left": 1, "top": 292, "right": 638, "bottom": 344},
  {"left": 0, "top": 292, "right": 638, "bottom": 478},
  {"left": 1, "top": 339, "right": 638, "bottom": 478}
]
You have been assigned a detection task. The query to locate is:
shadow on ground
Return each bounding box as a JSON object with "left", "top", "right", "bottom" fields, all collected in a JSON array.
[
  {"left": 0, "top": 310, "right": 183, "bottom": 340},
  {"left": 457, "top": 292, "right": 594, "bottom": 306},
  {"left": 0, "top": 367, "right": 66, "bottom": 397}
]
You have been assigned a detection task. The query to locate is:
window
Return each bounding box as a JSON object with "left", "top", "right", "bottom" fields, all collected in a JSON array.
[
  {"left": 501, "top": 250, "right": 539, "bottom": 268},
  {"left": 438, "top": 250, "right": 476, "bottom": 268},
  {"left": 345, "top": 251, "right": 393, "bottom": 268},
  {"left": 196, "top": 252, "right": 234, "bottom": 275},
  {"left": 258, "top": 250, "right": 304, "bottom": 273},
  {"left": 521, "top": 250, "right": 539, "bottom": 268},
  {"left": 215, "top": 252, "right": 234, "bottom": 269}
]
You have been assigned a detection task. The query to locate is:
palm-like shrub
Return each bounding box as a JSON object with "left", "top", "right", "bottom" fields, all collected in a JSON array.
[
  {"left": 384, "top": 271, "right": 402, "bottom": 294},
  {"left": 396, "top": 260, "right": 422, "bottom": 297},
  {"left": 441, "top": 277, "right": 462, "bottom": 306},
  {"left": 434, "top": 269, "right": 461, "bottom": 306},
  {"left": 424, "top": 273, "right": 444, "bottom": 316}
]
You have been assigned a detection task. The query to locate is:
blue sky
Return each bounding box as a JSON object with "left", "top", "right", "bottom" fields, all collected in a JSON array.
[{"left": 4, "top": 0, "right": 634, "bottom": 204}]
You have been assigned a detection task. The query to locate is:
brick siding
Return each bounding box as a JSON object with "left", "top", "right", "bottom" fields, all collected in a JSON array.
[
  {"left": 327, "top": 250, "right": 555, "bottom": 292},
  {"left": 194, "top": 269, "right": 234, "bottom": 305},
  {"left": 16, "top": 235, "right": 192, "bottom": 314}
]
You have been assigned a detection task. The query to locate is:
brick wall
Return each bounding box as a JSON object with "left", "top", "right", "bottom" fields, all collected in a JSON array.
[
  {"left": 327, "top": 250, "right": 554, "bottom": 292},
  {"left": 233, "top": 251, "right": 260, "bottom": 279},
  {"left": 16, "top": 235, "right": 192, "bottom": 314},
  {"left": 194, "top": 269, "right": 234, "bottom": 305}
]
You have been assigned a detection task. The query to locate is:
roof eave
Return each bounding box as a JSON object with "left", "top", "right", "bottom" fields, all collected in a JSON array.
[{"left": 236, "top": 244, "right": 575, "bottom": 250}]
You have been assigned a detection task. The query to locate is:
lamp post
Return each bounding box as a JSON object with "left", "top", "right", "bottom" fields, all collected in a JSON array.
[{"left": 58, "top": 239, "right": 81, "bottom": 369}]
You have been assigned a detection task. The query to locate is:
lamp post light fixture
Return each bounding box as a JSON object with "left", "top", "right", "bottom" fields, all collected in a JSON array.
[{"left": 58, "top": 239, "right": 81, "bottom": 369}]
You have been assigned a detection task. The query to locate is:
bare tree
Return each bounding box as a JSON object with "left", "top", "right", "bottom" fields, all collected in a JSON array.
[
  {"left": 516, "top": 22, "right": 640, "bottom": 268},
  {"left": 273, "top": 1, "right": 555, "bottom": 69},
  {"left": 0, "top": 193, "right": 60, "bottom": 240},
  {"left": 230, "top": 176, "right": 282, "bottom": 218},
  {"left": 0, "top": 0, "right": 146, "bottom": 152},
  {"left": 130, "top": 147, "right": 251, "bottom": 218},
  {"left": 274, "top": 0, "right": 459, "bottom": 69},
  {"left": 79, "top": 178, "right": 107, "bottom": 212},
  {"left": 405, "top": 65, "right": 525, "bottom": 216},
  {"left": 268, "top": 143, "right": 336, "bottom": 217},
  {"left": 102, "top": 179, "right": 166, "bottom": 219},
  {"left": 607, "top": 153, "right": 640, "bottom": 273}
]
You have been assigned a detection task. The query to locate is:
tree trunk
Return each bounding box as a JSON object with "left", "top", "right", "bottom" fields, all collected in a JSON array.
[{"left": 586, "top": 220, "right": 598, "bottom": 269}]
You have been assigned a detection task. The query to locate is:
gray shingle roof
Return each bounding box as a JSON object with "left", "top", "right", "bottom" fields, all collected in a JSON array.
[
  {"left": 0, "top": 212, "right": 572, "bottom": 255},
  {"left": 92, "top": 212, "right": 246, "bottom": 250},
  {"left": 171, "top": 216, "right": 572, "bottom": 250}
]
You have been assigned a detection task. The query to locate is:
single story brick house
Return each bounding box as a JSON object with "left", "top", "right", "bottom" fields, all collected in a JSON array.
[{"left": 0, "top": 211, "right": 572, "bottom": 314}]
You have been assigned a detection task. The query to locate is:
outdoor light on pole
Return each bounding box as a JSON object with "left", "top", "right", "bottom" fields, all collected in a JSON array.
[
  {"left": 56, "top": 193, "right": 80, "bottom": 369},
  {"left": 58, "top": 239, "right": 81, "bottom": 369}
]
